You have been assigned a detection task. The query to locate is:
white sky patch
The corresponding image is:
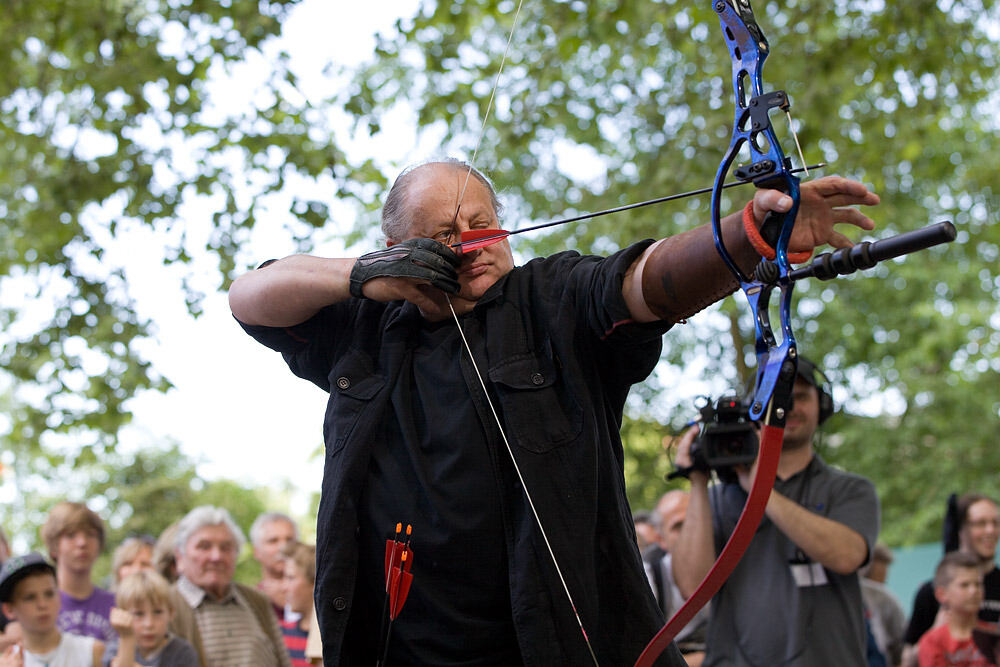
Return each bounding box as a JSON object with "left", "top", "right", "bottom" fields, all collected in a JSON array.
[{"left": 111, "top": 0, "right": 424, "bottom": 515}]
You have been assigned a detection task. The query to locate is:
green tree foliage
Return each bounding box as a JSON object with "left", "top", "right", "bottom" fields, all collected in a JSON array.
[
  {"left": 0, "top": 0, "right": 373, "bottom": 467},
  {"left": 621, "top": 415, "right": 683, "bottom": 513},
  {"left": 342, "top": 0, "right": 1000, "bottom": 544},
  {"left": 5, "top": 0, "right": 1000, "bottom": 550}
]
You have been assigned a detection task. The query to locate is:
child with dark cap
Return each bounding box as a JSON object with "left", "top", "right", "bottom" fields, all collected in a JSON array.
[{"left": 0, "top": 552, "right": 132, "bottom": 667}]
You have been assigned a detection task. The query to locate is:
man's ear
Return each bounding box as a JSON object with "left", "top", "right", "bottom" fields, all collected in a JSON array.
[
  {"left": 934, "top": 585, "right": 947, "bottom": 606},
  {"left": 1, "top": 601, "right": 14, "bottom": 621}
]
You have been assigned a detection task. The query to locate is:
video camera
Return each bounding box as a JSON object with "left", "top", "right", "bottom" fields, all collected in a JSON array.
[{"left": 671, "top": 395, "right": 759, "bottom": 484}]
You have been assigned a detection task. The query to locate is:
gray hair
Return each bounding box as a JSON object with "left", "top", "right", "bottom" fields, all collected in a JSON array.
[
  {"left": 248, "top": 512, "right": 298, "bottom": 547},
  {"left": 381, "top": 159, "right": 504, "bottom": 245},
  {"left": 174, "top": 506, "right": 246, "bottom": 556}
]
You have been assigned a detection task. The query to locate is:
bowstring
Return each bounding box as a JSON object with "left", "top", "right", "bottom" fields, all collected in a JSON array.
[
  {"left": 449, "top": 0, "right": 525, "bottom": 239},
  {"left": 447, "top": 300, "right": 599, "bottom": 666},
  {"left": 444, "top": 1, "right": 600, "bottom": 663}
]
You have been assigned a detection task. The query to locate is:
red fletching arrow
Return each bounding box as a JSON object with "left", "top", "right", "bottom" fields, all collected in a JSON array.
[
  {"left": 454, "top": 228, "right": 511, "bottom": 253},
  {"left": 383, "top": 523, "right": 404, "bottom": 584},
  {"left": 388, "top": 550, "right": 413, "bottom": 620},
  {"left": 383, "top": 524, "right": 413, "bottom": 620},
  {"left": 377, "top": 523, "right": 415, "bottom": 667}
]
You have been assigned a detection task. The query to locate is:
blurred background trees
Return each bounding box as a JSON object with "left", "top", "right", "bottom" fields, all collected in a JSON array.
[{"left": 3, "top": 0, "right": 999, "bottom": 549}]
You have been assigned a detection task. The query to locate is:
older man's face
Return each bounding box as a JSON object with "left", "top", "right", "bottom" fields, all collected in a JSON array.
[
  {"left": 253, "top": 519, "right": 296, "bottom": 578},
  {"left": 400, "top": 164, "right": 515, "bottom": 303},
  {"left": 177, "top": 524, "right": 238, "bottom": 599}
]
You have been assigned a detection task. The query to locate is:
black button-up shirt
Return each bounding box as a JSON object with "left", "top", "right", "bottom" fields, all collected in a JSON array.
[{"left": 241, "top": 242, "right": 685, "bottom": 666}]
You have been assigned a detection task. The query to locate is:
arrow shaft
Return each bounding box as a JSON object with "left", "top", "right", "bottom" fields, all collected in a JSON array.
[{"left": 451, "top": 163, "right": 826, "bottom": 252}]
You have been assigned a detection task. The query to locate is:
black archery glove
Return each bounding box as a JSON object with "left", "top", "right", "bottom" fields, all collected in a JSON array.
[{"left": 349, "top": 238, "right": 461, "bottom": 299}]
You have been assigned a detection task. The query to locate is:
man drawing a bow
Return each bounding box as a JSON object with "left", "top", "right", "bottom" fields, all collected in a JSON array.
[{"left": 229, "top": 158, "right": 878, "bottom": 665}]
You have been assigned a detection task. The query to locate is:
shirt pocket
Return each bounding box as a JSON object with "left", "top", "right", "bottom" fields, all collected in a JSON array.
[
  {"left": 489, "top": 353, "right": 582, "bottom": 453},
  {"left": 324, "top": 348, "right": 385, "bottom": 456}
]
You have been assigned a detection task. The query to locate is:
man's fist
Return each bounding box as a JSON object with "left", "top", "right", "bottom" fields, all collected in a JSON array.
[{"left": 350, "top": 238, "right": 460, "bottom": 298}]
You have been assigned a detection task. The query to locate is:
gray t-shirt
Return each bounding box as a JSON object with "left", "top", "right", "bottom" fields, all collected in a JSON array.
[
  {"left": 704, "top": 454, "right": 879, "bottom": 667},
  {"left": 102, "top": 633, "right": 199, "bottom": 667}
]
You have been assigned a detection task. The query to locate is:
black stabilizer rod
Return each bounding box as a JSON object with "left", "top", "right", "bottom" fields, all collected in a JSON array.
[{"left": 789, "top": 221, "right": 957, "bottom": 282}]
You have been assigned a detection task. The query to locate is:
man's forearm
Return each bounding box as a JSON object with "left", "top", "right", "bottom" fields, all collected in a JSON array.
[
  {"left": 672, "top": 473, "right": 717, "bottom": 599},
  {"left": 766, "top": 489, "right": 868, "bottom": 574},
  {"left": 229, "top": 255, "right": 355, "bottom": 327},
  {"left": 628, "top": 211, "right": 761, "bottom": 324}
]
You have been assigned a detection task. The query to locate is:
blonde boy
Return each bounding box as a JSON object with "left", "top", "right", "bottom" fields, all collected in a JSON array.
[
  {"left": 109, "top": 571, "right": 197, "bottom": 667},
  {"left": 0, "top": 552, "right": 106, "bottom": 667},
  {"left": 918, "top": 551, "right": 992, "bottom": 667}
]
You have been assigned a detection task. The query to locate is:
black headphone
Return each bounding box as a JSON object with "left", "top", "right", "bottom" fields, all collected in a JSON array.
[{"left": 796, "top": 355, "right": 834, "bottom": 424}]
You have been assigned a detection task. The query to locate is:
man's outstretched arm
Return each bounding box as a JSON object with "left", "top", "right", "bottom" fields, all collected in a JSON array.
[{"left": 623, "top": 176, "right": 879, "bottom": 323}]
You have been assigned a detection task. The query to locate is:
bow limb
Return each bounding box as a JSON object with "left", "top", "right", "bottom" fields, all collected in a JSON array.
[
  {"left": 634, "top": 423, "right": 783, "bottom": 667},
  {"left": 635, "top": 364, "right": 797, "bottom": 667}
]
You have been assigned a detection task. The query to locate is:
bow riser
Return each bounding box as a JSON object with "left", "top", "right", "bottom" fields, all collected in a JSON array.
[{"left": 710, "top": 0, "right": 801, "bottom": 422}]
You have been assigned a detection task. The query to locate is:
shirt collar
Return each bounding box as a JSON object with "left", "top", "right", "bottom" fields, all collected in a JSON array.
[{"left": 177, "top": 575, "right": 239, "bottom": 608}]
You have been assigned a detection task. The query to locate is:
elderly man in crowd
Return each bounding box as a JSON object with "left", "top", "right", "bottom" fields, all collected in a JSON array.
[
  {"left": 647, "top": 490, "right": 708, "bottom": 662},
  {"left": 250, "top": 512, "right": 300, "bottom": 620},
  {"left": 169, "top": 505, "right": 291, "bottom": 667}
]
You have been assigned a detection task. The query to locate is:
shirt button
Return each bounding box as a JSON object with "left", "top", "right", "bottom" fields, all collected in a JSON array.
[
  {"left": 333, "top": 596, "right": 348, "bottom": 611},
  {"left": 336, "top": 377, "right": 350, "bottom": 390},
  {"left": 530, "top": 372, "right": 544, "bottom": 386}
]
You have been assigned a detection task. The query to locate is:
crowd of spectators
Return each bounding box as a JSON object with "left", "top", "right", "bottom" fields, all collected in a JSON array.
[
  {"left": 634, "top": 490, "right": 1000, "bottom": 667},
  {"left": 0, "top": 489, "right": 995, "bottom": 665},
  {"left": 0, "top": 504, "right": 322, "bottom": 666},
  {"left": 2, "top": 488, "right": 996, "bottom": 665},
  {"left": 0, "top": 382, "right": 995, "bottom": 667}
]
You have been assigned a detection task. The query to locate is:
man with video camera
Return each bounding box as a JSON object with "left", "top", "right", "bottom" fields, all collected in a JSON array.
[{"left": 672, "top": 357, "right": 880, "bottom": 666}]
